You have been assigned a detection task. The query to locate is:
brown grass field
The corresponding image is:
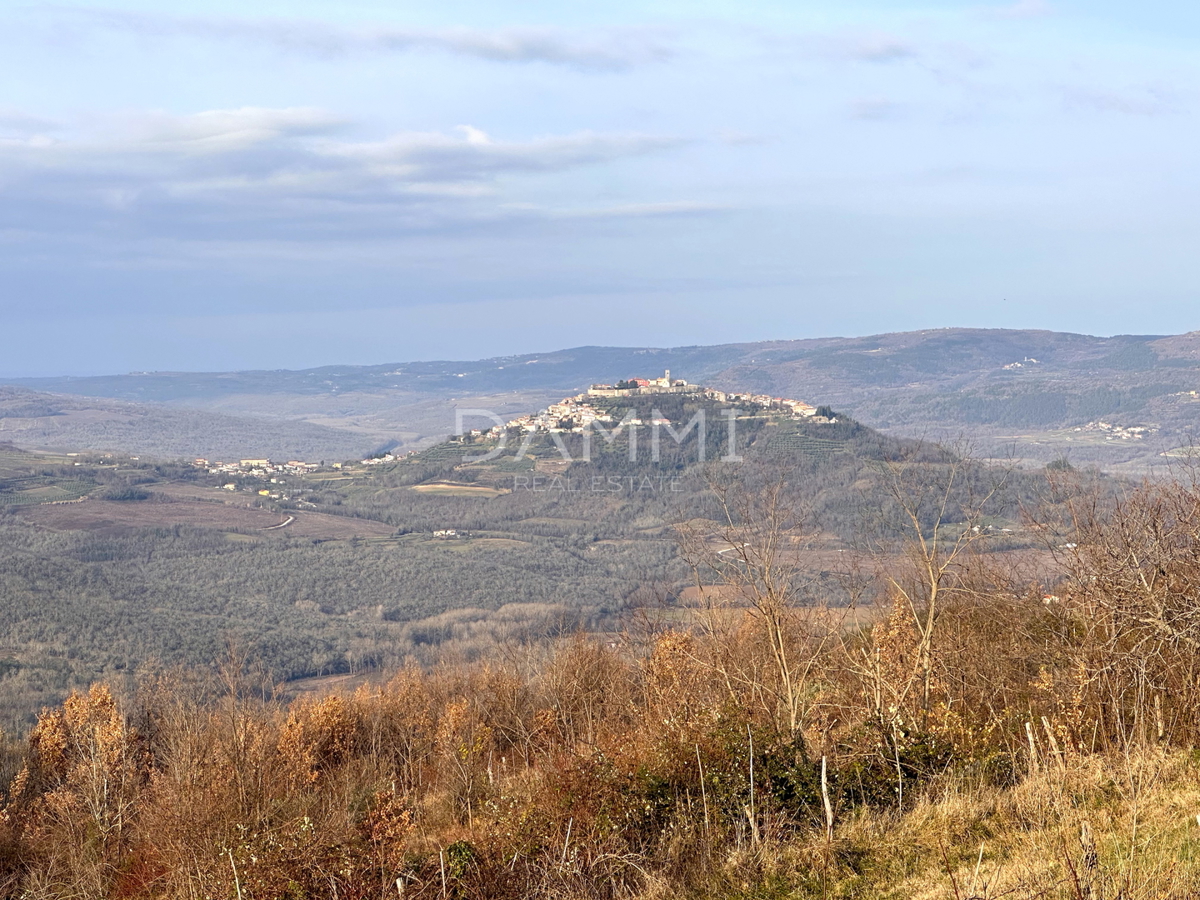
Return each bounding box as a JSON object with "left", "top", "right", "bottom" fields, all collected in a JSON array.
[{"left": 410, "top": 481, "right": 508, "bottom": 497}]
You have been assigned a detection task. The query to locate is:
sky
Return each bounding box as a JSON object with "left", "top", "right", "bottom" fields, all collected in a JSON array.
[{"left": 1, "top": 0, "right": 1198, "bottom": 375}]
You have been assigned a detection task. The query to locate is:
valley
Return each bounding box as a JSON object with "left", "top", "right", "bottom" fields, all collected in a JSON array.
[
  {"left": 0, "top": 341, "right": 1186, "bottom": 898},
  {"left": 0, "top": 373, "right": 1057, "bottom": 730}
]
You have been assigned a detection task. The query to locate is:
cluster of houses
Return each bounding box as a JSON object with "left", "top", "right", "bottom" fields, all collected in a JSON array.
[
  {"left": 723, "top": 393, "right": 821, "bottom": 418},
  {"left": 1072, "top": 421, "right": 1154, "bottom": 441},
  {"left": 361, "top": 451, "right": 418, "bottom": 466},
  {"left": 589, "top": 371, "right": 820, "bottom": 418},
  {"left": 585, "top": 369, "right": 700, "bottom": 397},
  {"left": 194, "top": 458, "right": 321, "bottom": 478},
  {"left": 493, "top": 397, "right": 618, "bottom": 435},
  {"left": 477, "top": 370, "right": 822, "bottom": 437},
  {"left": 1002, "top": 357, "right": 1041, "bottom": 370},
  {"left": 191, "top": 458, "right": 323, "bottom": 499}
]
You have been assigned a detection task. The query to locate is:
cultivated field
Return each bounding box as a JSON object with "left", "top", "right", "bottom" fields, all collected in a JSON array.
[
  {"left": 16, "top": 486, "right": 397, "bottom": 540},
  {"left": 410, "top": 481, "right": 509, "bottom": 497}
]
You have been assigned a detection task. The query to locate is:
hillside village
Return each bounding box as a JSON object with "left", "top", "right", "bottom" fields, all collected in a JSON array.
[
  {"left": 480, "top": 370, "right": 824, "bottom": 436},
  {"left": 195, "top": 458, "right": 323, "bottom": 478},
  {"left": 182, "top": 371, "right": 828, "bottom": 478}
]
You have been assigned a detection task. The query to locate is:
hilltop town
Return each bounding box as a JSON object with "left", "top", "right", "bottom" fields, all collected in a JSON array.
[
  {"left": 182, "top": 371, "right": 828, "bottom": 478},
  {"left": 483, "top": 370, "right": 824, "bottom": 436}
]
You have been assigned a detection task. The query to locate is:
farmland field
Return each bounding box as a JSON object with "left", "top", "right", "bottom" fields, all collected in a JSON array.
[
  {"left": 15, "top": 491, "right": 396, "bottom": 539},
  {"left": 0, "top": 478, "right": 95, "bottom": 505},
  {"left": 410, "top": 481, "right": 508, "bottom": 497}
]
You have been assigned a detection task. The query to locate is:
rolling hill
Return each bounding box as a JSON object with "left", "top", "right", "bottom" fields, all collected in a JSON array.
[
  {"left": 0, "top": 386, "right": 374, "bottom": 462},
  {"left": 4, "top": 328, "right": 1200, "bottom": 470}
]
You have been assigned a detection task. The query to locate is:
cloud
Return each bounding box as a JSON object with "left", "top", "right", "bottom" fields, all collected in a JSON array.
[
  {"left": 775, "top": 29, "right": 921, "bottom": 65},
  {"left": 0, "top": 109, "right": 690, "bottom": 244},
  {"left": 48, "top": 8, "right": 674, "bottom": 71},
  {"left": 121, "top": 107, "right": 347, "bottom": 154},
  {"left": 547, "top": 201, "right": 729, "bottom": 220},
  {"left": 848, "top": 34, "right": 919, "bottom": 63},
  {"left": 0, "top": 109, "right": 60, "bottom": 135},
  {"left": 334, "top": 126, "right": 685, "bottom": 182}
]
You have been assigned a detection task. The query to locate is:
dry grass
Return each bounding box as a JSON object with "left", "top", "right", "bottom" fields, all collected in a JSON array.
[
  {"left": 7, "top": 475, "right": 1200, "bottom": 898},
  {"left": 803, "top": 750, "right": 1200, "bottom": 900},
  {"left": 5, "top": 652, "right": 1200, "bottom": 899},
  {"left": 410, "top": 481, "right": 508, "bottom": 497}
]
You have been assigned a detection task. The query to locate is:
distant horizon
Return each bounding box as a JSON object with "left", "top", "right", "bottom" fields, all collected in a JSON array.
[{"left": 3, "top": 323, "right": 1195, "bottom": 381}]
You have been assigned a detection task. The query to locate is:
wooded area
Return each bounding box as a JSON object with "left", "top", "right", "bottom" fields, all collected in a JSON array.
[
  {"left": 0, "top": 414, "right": 1055, "bottom": 730},
  {"left": 1, "top": 469, "right": 1199, "bottom": 897}
]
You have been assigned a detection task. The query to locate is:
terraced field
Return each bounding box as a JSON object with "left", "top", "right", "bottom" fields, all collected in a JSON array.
[
  {"left": 0, "top": 447, "right": 98, "bottom": 506},
  {"left": 765, "top": 434, "right": 848, "bottom": 455},
  {"left": 0, "top": 475, "right": 95, "bottom": 506}
]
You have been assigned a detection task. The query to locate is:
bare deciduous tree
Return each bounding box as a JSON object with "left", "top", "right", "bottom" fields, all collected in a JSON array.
[
  {"left": 676, "top": 469, "right": 843, "bottom": 738},
  {"left": 861, "top": 442, "right": 1014, "bottom": 730}
]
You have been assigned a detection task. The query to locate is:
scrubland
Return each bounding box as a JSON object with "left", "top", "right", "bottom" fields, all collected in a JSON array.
[{"left": 3, "top": 469, "right": 1200, "bottom": 898}]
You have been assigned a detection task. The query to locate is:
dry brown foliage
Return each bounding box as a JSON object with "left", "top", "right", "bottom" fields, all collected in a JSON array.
[{"left": 2, "top": 475, "right": 1200, "bottom": 897}]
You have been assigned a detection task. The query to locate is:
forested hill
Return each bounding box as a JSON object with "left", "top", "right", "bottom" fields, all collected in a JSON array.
[
  {"left": 0, "top": 406, "right": 1056, "bottom": 730},
  {"left": 5, "top": 328, "right": 1178, "bottom": 402},
  {"left": 0, "top": 386, "right": 372, "bottom": 461},
  {"left": 4, "top": 327, "right": 1200, "bottom": 468}
]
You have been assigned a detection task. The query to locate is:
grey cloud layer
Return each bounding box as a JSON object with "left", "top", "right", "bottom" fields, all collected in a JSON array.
[
  {"left": 0, "top": 108, "right": 688, "bottom": 242},
  {"left": 0, "top": 109, "right": 60, "bottom": 135},
  {"left": 49, "top": 8, "right": 674, "bottom": 71}
]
